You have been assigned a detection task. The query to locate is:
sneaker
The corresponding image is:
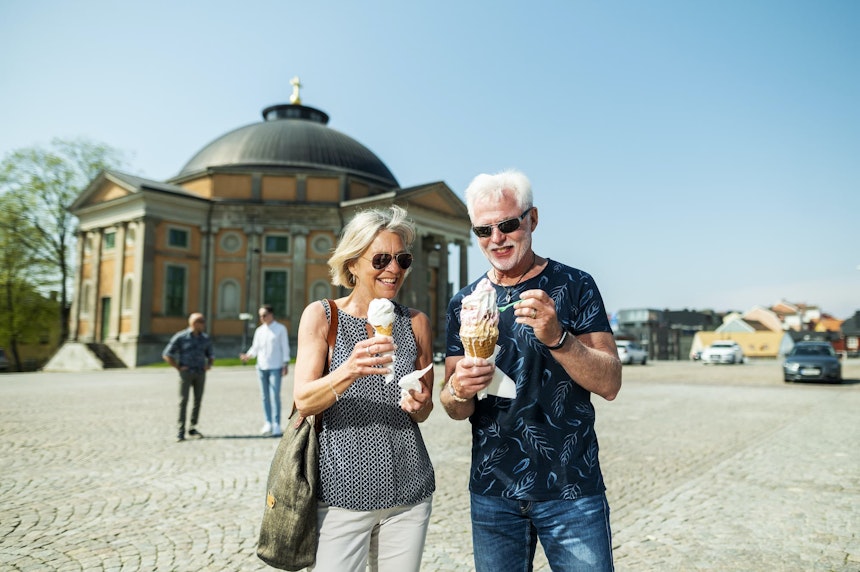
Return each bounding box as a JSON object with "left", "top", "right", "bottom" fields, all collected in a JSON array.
[
  {"left": 271, "top": 425, "right": 283, "bottom": 437},
  {"left": 260, "top": 422, "right": 272, "bottom": 436},
  {"left": 176, "top": 431, "right": 185, "bottom": 442},
  {"left": 188, "top": 428, "right": 204, "bottom": 439}
]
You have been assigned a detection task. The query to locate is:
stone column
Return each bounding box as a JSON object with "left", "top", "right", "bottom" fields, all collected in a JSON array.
[
  {"left": 136, "top": 219, "right": 156, "bottom": 337},
  {"left": 291, "top": 227, "right": 309, "bottom": 327},
  {"left": 111, "top": 223, "right": 126, "bottom": 340},
  {"left": 201, "top": 222, "right": 216, "bottom": 327},
  {"left": 436, "top": 238, "right": 450, "bottom": 352},
  {"left": 69, "top": 231, "right": 86, "bottom": 341},
  {"left": 89, "top": 230, "right": 103, "bottom": 343},
  {"left": 458, "top": 241, "right": 469, "bottom": 291}
]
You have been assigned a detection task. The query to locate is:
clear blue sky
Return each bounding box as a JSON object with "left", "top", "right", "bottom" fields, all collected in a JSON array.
[{"left": 2, "top": 0, "right": 858, "bottom": 318}]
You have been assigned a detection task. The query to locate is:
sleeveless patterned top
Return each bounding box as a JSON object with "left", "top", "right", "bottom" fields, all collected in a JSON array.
[{"left": 318, "top": 299, "right": 435, "bottom": 511}]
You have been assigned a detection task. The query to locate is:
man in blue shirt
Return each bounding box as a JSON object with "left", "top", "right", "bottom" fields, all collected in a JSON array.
[
  {"left": 441, "top": 170, "right": 622, "bottom": 571},
  {"left": 163, "top": 312, "right": 214, "bottom": 442}
]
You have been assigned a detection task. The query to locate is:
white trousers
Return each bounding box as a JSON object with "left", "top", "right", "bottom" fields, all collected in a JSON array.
[{"left": 309, "top": 497, "right": 433, "bottom": 572}]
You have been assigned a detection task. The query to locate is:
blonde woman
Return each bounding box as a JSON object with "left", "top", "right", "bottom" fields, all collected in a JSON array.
[{"left": 293, "top": 205, "right": 435, "bottom": 572}]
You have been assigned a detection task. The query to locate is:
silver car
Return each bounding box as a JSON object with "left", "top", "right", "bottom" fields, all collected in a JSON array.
[
  {"left": 701, "top": 340, "right": 744, "bottom": 365},
  {"left": 617, "top": 340, "right": 647, "bottom": 365}
]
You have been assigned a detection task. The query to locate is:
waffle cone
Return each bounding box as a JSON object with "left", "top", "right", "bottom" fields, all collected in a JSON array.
[
  {"left": 373, "top": 324, "right": 393, "bottom": 336},
  {"left": 462, "top": 334, "right": 498, "bottom": 359}
]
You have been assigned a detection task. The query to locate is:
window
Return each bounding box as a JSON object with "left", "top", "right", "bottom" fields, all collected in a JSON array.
[
  {"left": 103, "top": 231, "right": 116, "bottom": 250},
  {"left": 168, "top": 227, "right": 189, "bottom": 248},
  {"left": 263, "top": 270, "right": 288, "bottom": 317},
  {"left": 165, "top": 265, "right": 186, "bottom": 316},
  {"left": 264, "top": 234, "right": 289, "bottom": 254}
]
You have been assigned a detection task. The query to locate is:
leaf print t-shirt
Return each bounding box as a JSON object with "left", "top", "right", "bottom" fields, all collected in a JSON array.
[{"left": 445, "top": 259, "right": 613, "bottom": 501}]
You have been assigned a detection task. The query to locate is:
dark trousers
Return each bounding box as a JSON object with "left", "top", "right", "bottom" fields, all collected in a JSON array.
[{"left": 177, "top": 370, "right": 206, "bottom": 433}]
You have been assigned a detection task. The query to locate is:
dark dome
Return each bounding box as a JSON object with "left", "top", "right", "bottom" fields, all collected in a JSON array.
[{"left": 176, "top": 103, "right": 398, "bottom": 187}]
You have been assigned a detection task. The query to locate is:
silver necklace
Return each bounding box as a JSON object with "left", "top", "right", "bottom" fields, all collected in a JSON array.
[{"left": 494, "top": 253, "right": 536, "bottom": 303}]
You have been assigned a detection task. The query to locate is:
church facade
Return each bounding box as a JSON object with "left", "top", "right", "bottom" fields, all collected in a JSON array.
[{"left": 60, "top": 95, "right": 472, "bottom": 368}]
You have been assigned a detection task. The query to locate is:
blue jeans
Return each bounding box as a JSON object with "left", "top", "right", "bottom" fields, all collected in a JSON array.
[
  {"left": 257, "top": 368, "right": 282, "bottom": 426},
  {"left": 470, "top": 492, "right": 614, "bottom": 572}
]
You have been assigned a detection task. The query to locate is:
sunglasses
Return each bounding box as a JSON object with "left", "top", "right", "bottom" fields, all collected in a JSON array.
[
  {"left": 365, "top": 252, "right": 414, "bottom": 270},
  {"left": 471, "top": 208, "right": 533, "bottom": 238}
]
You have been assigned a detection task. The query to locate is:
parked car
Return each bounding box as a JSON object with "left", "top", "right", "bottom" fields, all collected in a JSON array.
[
  {"left": 616, "top": 340, "right": 647, "bottom": 365},
  {"left": 700, "top": 340, "right": 744, "bottom": 364},
  {"left": 783, "top": 341, "right": 842, "bottom": 383},
  {"left": 0, "top": 347, "right": 8, "bottom": 372}
]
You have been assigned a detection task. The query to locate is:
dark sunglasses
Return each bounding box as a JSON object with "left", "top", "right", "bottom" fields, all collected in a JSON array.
[
  {"left": 471, "top": 208, "right": 533, "bottom": 238},
  {"left": 366, "top": 252, "right": 414, "bottom": 270}
]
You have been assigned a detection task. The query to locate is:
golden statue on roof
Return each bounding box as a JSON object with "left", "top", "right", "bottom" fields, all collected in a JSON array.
[{"left": 290, "top": 76, "right": 302, "bottom": 105}]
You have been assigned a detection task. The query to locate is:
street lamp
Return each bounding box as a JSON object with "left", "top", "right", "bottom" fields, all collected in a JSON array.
[{"left": 239, "top": 312, "right": 253, "bottom": 354}]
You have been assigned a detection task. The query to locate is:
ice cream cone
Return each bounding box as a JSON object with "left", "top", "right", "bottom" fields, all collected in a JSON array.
[
  {"left": 373, "top": 324, "right": 393, "bottom": 337},
  {"left": 462, "top": 334, "right": 498, "bottom": 359}
]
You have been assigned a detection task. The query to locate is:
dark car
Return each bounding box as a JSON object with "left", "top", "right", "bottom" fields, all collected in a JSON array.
[
  {"left": 0, "top": 347, "right": 9, "bottom": 372},
  {"left": 783, "top": 341, "right": 842, "bottom": 383}
]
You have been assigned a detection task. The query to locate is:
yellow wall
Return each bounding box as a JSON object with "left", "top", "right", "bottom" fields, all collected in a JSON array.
[
  {"left": 262, "top": 175, "right": 297, "bottom": 201},
  {"left": 213, "top": 174, "right": 253, "bottom": 199},
  {"left": 307, "top": 177, "right": 339, "bottom": 202},
  {"left": 180, "top": 177, "right": 214, "bottom": 198},
  {"left": 350, "top": 181, "right": 369, "bottom": 200},
  {"left": 92, "top": 182, "right": 131, "bottom": 203},
  {"left": 692, "top": 331, "right": 786, "bottom": 358}
]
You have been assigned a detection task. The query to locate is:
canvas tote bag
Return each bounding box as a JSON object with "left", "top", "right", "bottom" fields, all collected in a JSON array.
[{"left": 256, "top": 299, "right": 337, "bottom": 570}]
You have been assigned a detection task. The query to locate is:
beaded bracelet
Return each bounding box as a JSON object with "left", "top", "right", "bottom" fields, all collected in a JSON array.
[{"left": 447, "top": 374, "right": 470, "bottom": 403}]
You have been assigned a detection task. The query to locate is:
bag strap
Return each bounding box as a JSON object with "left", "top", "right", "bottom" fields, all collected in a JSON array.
[
  {"left": 290, "top": 299, "right": 339, "bottom": 428},
  {"left": 326, "top": 299, "right": 338, "bottom": 364}
]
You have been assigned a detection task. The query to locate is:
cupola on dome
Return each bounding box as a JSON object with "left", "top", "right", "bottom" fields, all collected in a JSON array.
[{"left": 176, "top": 80, "right": 398, "bottom": 187}]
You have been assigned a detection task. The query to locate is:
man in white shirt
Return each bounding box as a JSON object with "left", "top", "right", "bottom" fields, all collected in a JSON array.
[{"left": 240, "top": 305, "right": 291, "bottom": 436}]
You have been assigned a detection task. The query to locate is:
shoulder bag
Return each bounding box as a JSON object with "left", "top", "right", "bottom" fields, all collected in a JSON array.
[{"left": 256, "top": 299, "right": 338, "bottom": 570}]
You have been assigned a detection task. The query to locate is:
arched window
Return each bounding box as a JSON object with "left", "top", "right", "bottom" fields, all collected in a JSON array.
[
  {"left": 122, "top": 275, "right": 134, "bottom": 311},
  {"left": 81, "top": 282, "right": 92, "bottom": 314},
  {"left": 218, "top": 279, "right": 241, "bottom": 317}
]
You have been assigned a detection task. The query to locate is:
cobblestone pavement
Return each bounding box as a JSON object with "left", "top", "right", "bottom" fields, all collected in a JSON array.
[{"left": 1, "top": 360, "right": 858, "bottom": 571}]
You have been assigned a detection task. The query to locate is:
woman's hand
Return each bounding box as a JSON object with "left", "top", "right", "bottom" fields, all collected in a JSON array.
[{"left": 346, "top": 334, "right": 397, "bottom": 380}]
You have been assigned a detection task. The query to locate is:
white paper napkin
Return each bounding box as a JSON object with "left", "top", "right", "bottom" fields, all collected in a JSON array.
[
  {"left": 476, "top": 345, "right": 517, "bottom": 400},
  {"left": 397, "top": 362, "right": 433, "bottom": 406}
]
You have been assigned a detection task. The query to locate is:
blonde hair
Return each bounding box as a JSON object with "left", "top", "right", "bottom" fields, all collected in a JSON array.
[{"left": 328, "top": 205, "right": 416, "bottom": 287}]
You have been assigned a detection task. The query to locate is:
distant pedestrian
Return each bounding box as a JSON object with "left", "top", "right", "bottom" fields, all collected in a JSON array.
[
  {"left": 163, "top": 312, "right": 214, "bottom": 442},
  {"left": 240, "top": 304, "right": 291, "bottom": 437}
]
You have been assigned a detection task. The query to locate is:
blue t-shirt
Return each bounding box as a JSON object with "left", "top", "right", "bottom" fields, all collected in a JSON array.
[
  {"left": 445, "top": 259, "right": 612, "bottom": 501},
  {"left": 162, "top": 328, "right": 214, "bottom": 373}
]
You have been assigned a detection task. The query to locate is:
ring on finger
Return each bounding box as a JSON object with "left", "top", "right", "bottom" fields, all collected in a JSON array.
[
  {"left": 532, "top": 309, "right": 538, "bottom": 319},
  {"left": 366, "top": 346, "right": 372, "bottom": 356}
]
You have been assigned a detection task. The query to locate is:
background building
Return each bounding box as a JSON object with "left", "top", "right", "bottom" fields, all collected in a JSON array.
[{"left": 50, "top": 94, "right": 472, "bottom": 369}]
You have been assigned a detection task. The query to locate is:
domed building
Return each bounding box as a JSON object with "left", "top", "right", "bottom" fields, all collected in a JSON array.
[{"left": 55, "top": 87, "right": 472, "bottom": 369}]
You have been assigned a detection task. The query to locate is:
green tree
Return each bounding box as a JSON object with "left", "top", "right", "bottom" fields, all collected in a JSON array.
[
  {"left": 0, "top": 201, "right": 57, "bottom": 370},
  {"left": 0, "top": 138, "right": 126, "bottom": 343}
]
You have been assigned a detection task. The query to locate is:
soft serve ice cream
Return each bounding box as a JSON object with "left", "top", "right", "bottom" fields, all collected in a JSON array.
[
  {"left": 459, "top": 278, "right": 499, "bottom": 359},
  {"left": 368, "top": 298, "right": 396, "bottom": 382},
  {"left": 368, "top": 298, "right": 395, "bottom": 336}
]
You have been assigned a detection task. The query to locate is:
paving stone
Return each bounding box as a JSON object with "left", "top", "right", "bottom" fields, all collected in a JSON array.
[{"left": 1, "top": 360, "right": 858, "bottom": 570}]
